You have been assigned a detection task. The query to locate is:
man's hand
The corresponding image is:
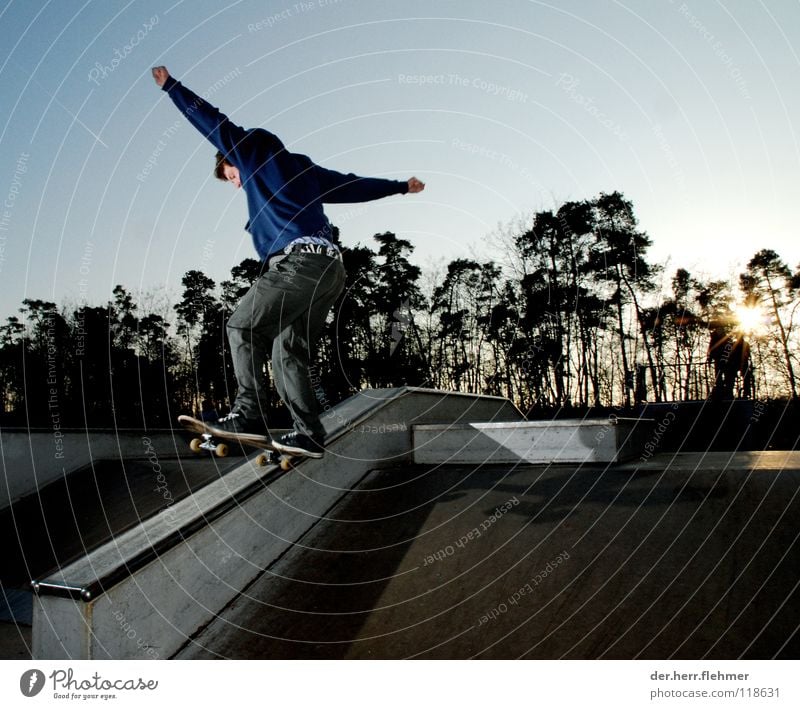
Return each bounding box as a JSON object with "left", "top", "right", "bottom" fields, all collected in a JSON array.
[
  {"left": 407, "top": 176, "right": 425, "bottom": 193},
  {"left": 151, "top": 66, "right": 170, "bottom": 88}
]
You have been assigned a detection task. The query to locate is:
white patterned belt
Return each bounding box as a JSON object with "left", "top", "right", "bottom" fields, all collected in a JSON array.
[{"left": 283, "top": 237, "right": 342, "bottom": 260}]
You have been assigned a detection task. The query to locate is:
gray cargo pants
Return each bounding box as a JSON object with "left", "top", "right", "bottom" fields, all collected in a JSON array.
[{"left": 226, "top": 251, "right": 346, "bottom": 439}]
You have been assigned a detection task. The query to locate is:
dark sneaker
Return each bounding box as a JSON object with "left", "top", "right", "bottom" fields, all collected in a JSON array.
[
  {"left": 210, "top": 411, "right": 264, "bottom": 437},
  {"left": 271, "top": 431, "right": 324, "bottom": 458}
]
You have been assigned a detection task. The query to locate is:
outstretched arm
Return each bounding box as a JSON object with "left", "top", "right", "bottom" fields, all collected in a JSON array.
[
  {"left": 151, "top": 65, "right": 250, "bottom": 160},
  {"left": 314, "top": 164, "right": 425, "bottom": 203}
]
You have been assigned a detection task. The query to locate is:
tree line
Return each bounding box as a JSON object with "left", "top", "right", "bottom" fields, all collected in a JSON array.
[{"left": 1, "top": 190, "right": 798, "bottom": 428}]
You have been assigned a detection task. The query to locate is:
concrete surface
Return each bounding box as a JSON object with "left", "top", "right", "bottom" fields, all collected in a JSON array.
[
  {"left": 12, "top": 386, "right": 799, "bottom": 661},
  {"left": 0, "top": 429, "right": 184, "bottom": 510},
  {"left": 412, "top": 417, "right": 651, "bottom": 464},
  {"left": 0, "top": 619, "right": 31, "bottom": 660},
  {"left": 1, "top": 455, "right": 236, "bottom": 592},
  {"left": 30, "top": 387, "right": 521, "bottom": 659},
  {"left": 0, "top": 451, "right": 240, "bottom": 661},
  {"left": 177, "top": 453, "right": 800, "bottom": 659}
]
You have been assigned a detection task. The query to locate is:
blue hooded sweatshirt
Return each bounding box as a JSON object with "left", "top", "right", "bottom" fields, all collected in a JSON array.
[{"left": 162, "top": 75, "right": 409, "bottom": 260}]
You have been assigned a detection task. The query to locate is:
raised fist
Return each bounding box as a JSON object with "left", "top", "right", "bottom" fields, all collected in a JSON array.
[
  {"left": 407, "top": 177, "right": 425, "bottom": 193},
  {"left": 151, "top": 66, "right": 170, "bottom": 87}
]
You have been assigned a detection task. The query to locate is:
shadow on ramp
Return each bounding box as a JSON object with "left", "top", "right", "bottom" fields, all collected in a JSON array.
[{"left": 181, "top": 457, "right": 800, "bottom": 660}]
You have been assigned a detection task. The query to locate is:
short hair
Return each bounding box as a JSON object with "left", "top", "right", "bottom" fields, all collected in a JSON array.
[{"left": 214, "top": 150, "right": 232, "bottom": 181}]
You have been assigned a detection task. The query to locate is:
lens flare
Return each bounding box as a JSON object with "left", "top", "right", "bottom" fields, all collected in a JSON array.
[{"left": 733, "top": 304, "right": 767, "bottom": 335}]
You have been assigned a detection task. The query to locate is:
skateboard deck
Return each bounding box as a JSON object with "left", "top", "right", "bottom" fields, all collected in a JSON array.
[{"left": 178, "top": 414, "right": 303, "bottom": 470}]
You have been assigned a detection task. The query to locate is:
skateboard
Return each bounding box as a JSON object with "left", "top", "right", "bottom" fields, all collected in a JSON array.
[{"left": 178, "top": 414, "right": 303, "bottom": 470}]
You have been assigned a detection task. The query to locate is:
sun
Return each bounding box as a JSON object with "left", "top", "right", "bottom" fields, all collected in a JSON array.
[{"left": 733, "top": 303, "right": 768, "bottom": 335}]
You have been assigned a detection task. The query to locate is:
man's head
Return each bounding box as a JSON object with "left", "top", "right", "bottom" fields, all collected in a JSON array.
[{"left": 214, "top": 150, "right": 241, "bottom": 188}]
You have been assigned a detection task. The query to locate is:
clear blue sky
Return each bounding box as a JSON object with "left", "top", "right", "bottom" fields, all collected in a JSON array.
[{"left": 1, "top": 0, "right": 799, "bottom": 319}]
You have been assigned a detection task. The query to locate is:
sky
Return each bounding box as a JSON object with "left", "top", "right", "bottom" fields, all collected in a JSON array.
[{"left": 1, "top": 0, "right": 798, "bottom": 320}]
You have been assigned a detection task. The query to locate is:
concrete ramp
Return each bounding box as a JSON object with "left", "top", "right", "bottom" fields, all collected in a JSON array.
[
  {"left": 30, "top": 388, "right": 520, "bottom": 659},
  {"left": 0, "top": 429, "right": 183, "bottom": 511},
  {"left": 28, "top": 390, "right": 800, "bottom": 660},
  {"left": 178, "top": 452, "right": 800, "bottom": 660}
]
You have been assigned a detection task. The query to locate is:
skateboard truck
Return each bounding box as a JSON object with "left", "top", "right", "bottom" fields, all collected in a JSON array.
[{"left": 189, "top": 434, "right": 230, "bottom": 459}]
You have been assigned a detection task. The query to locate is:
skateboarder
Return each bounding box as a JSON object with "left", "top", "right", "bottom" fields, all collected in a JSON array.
[{"left": 152, "top": 66, "right": 424, "bottom": 458}]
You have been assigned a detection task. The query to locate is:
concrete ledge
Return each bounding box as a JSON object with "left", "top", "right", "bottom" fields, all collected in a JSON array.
[
  {"left": 412, "top": 416, "right": 653, "bottom": 464},
  {"left": 31, "top": 387, "right": 521, "bottom": 659}
]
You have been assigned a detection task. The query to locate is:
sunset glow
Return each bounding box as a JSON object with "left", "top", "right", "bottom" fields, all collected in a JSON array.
[{"left": 733, "top": 304, "right": 768, "bottom": 336}]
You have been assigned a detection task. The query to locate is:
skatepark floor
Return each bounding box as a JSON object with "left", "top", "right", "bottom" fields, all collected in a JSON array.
[
  {"left": 176, "top": 453, "right": 800, "bottom": 659},
  {"left": 4, "top": 451, "right": 798, "bottom": 660}
]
